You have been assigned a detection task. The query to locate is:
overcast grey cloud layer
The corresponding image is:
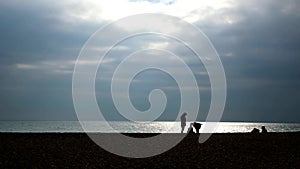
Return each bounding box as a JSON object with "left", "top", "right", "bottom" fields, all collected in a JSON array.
[{"left": 0, "top": 0, "right": 299, "bottom": 122}]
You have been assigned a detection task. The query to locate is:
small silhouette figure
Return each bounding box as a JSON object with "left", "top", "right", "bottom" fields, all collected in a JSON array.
[
  {"left": 187, "top": 123, "right": 195, "bottom": 133},
  {"left": 193, "top": 122, "right": 202, "bottom": 134},
  {"left": 181, "top": 112, "right": 187, "bottom": 133},
  {"left": 251, "top": 128, "right": 260, "bottom": 133},
  {"left": 261, "top": 126, "right": 268, "bottom": 133}
]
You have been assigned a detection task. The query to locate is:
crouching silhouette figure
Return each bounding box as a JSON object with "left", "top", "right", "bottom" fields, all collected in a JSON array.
[
  {"left": 187, "top": 123, "right": 195, "bottom": 133},
  {"left": 261, "top": 126, "right": 268, "bottom": 133},
  {"left": 193, "top": 122, "right": 202, "bottom": 134},
  {"left": 251, "top": 128, "right": 260, "bottom": 133}
]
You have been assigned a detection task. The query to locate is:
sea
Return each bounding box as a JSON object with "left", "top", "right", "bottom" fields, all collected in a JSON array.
[{"left": 0, "top": 121, "right": 299, "bottom": 133}]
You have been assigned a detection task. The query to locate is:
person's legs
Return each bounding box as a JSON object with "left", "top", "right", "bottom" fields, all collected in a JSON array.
[
  {"left": 195, "top": 127, "right": 199, "bottom": 134},
  {"left": 181, "top": 124, "right": 186, "bottom": 133}
]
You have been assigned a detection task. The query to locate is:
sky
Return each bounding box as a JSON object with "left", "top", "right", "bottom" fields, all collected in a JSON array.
[{"left": 0, "top": 0, "right": 300, "bottom": 122}]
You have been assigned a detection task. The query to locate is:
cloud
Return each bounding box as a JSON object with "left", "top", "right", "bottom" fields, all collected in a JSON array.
[{"left": 0, "top": 0, "right": 299, "bottom": 122}]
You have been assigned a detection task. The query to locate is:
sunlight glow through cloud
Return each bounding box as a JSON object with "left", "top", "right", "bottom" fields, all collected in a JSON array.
[{"left": 67, "top": 0, "right": 235, "bottom": 23}]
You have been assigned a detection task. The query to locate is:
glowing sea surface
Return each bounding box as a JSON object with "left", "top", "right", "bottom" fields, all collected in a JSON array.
[{"left": 0, "top": 121, "right": 299, "bottom": 133}]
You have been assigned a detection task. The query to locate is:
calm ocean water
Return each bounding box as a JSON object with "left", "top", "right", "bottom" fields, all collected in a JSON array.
[{"left": 0, "top": 121, "right": 299, "bottom": 133}]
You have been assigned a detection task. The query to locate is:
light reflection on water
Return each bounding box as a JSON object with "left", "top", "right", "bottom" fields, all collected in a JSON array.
[{"left": 0, "top": 121, "right": 299, "bottom": 133}]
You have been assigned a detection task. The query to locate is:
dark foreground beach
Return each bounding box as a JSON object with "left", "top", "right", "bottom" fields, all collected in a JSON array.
[{"left": 0, "top": 133, "right": 299, "bottom": 168}]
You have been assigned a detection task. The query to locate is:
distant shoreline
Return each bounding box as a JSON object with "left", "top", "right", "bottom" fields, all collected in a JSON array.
[
  {"left": 1, "top": 121, "right": 299, "bottom": 133},
  {"left": 0, "top": 132, "right": 299, "bottom": 168}
]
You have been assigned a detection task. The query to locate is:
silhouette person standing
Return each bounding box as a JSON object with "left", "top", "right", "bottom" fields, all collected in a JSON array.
[{"left": 181, "top": 112, "right": 187, "bottom": 133}]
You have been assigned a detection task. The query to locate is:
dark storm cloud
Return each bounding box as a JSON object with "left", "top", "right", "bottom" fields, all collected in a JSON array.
[
  {"left": 192, "top": 0, "right": 300, "bottom": 122},
  {"left": 0, "top": 1, "right": 99, "bottom": 80},
  {"left": 0, "top": 0, "right": 102, "bottom": 120}
]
